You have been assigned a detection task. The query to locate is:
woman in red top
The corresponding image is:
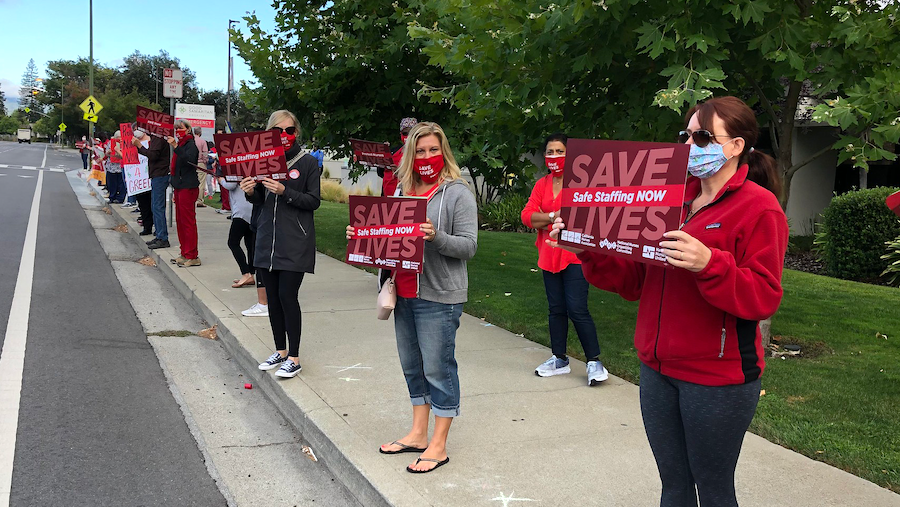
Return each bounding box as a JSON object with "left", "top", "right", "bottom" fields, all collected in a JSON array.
[
  {"left": 521, "top": 133, "right": 607, "bottom": 386},
  {"left": 550, "top": 97, "right": 788, "bottom": 507}
]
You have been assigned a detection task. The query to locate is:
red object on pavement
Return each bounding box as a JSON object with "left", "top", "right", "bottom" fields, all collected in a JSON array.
[
  {"left": 887, "top": 190, "right": 900, "bottom": 217},
  {"left": 244, "top": 383, "right": 253, "bottom": 390}
]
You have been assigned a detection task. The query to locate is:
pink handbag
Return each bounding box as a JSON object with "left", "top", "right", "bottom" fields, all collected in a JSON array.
[{"left": 376, "top": 273, "right": 396, "bottom": 320}]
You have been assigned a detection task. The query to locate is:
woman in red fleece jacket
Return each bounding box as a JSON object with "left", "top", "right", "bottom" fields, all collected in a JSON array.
[{"left": 550, "top": 96, "right": 788, "bottom": 507}]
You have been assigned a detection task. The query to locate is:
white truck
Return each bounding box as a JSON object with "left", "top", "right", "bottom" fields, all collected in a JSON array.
[{"left": 17, "top": 128, "right": 32, "bottom": 144}]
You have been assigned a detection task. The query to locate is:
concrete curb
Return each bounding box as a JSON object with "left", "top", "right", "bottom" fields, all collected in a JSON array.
[{"left": 80, "top": 175, "right": 393, "bottom": 507}]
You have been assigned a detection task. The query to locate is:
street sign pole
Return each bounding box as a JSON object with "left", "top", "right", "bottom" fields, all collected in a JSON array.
[
  {"left": 88, "top": 0, "right": 94, "bottom": 142},
  {"left": 168, "top": 96, "right": 175, "bottom": 229}
]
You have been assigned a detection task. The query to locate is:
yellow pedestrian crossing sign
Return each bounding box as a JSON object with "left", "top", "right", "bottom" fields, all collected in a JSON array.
[
  {"left": 79, "top": 95, "right": 103, "bottom": 115},
  {"left": 83, "top": 112, "right": 98, "bottom": 123},
  {"left": 59, "top": 122, "right": 67, "bottom": 131}
]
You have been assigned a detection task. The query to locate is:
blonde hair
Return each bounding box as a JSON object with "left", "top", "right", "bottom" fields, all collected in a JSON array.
[
  {"left": 266, "top": 110, "right": 301, "bottom": 134},
  {"left": 396, "top": 122, "right": 466, "bottom": 194}
]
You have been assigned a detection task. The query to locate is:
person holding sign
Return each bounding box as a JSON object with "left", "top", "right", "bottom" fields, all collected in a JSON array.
[
  {"left": 106, "top": 131, "right": 126, "bottom": 204},
  {"left": 347, "top": 122, "right": 478, "bottom": 474},
  {"left": 549, "top": 96, "right": 787, "bottom": 507},
  {"left": 168, "top": 120, "right": 202, "bottom": 267},
  {"left": 379, "top": 116, "right": 417, "bottom": 197},
  {"left": 521, "top": 133, "right": 607, "bottom": 386},
  {"left": 243, "top": 110, "right": 321, "bottom": 379}
]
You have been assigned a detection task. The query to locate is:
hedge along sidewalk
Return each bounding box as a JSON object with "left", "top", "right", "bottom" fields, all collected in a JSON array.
[{"left": 316, "top": 201, "right": 900, "bottom": 494}]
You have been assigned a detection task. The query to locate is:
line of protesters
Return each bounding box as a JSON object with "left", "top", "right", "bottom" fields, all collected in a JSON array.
[{"left": 90, "top": 95, "right": 786, "bottom": 504}]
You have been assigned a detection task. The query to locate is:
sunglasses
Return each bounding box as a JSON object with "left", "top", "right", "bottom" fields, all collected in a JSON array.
[
  {"left": 271, "top": 126, "right": 297, "bottom": 135},
  {"left": 678, "top": 130, "right": 734, "bottom": 148}
]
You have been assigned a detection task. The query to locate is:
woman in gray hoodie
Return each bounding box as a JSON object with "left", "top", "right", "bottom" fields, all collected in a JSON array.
[{"left": 347, "top": 122, "right": 478, "bottom": 473}]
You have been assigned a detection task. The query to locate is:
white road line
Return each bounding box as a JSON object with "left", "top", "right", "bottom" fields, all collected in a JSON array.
[
  {"left": 40, "top": 144, "right": 47, "bottom": 168},
  {"left": 20, "top": 166, "right": 35, "bottom": 170},
  {"left": 49, "top": 168, "right": 64, "bottom": 173},
  {"left": 0, "top": 171, "right": 44, "bottom": 505},
  {"left": 0, "top": 165, "right": 7, "bottom": 168}
]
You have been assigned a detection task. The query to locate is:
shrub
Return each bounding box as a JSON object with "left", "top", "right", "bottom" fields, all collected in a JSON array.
[
  {"left": 815, "top": 187, "right": 900, "bottom": 282},
  {"left": 350, "top": 184, "right": 375, "bottom": 197},
  {"left": 881, "top": 231, "right": 900, "bottom": 287},
  {"left": 320, "top": 179, "right": 349, "bottom": 203},
  {"left": 479, "top": 193, "right": 529, "bottom": 232}
]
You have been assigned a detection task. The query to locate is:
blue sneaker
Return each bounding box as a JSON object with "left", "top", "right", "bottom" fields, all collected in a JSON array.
[
  {"left": 275, "top": 360, "right": 302, "bottom": 378},
  {"left": 586, "top": 360, "right": 609, "bottom": 386},
  {"left": 258, "top": 352, "right": 287, "bottom": 371},
  {"left": 535, "top": 355, "right": 571, "bottom": 377}
]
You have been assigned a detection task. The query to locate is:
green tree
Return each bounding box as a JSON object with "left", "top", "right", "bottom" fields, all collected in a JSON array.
[
  {"left": 116, "top": 50, "right": 201, "bottom": 109},
  {"left": 409, "top": 0, "right": 900, "bottom": 209},
  {"left": 19, "top": 58, "right": 42, "bottom": 123},
  {"left": 232, "top": 1, "right": 495, "bottom": 198},
  {"left": 0, "top": 89, "right": 7, "bottom": 116}
]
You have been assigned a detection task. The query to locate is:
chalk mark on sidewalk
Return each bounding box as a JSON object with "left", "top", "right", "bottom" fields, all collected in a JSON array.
[
  {"left": 326, "top": 363, "right": 372, "bottom": 374},
  {"left": 490, "top": 492, "right": 537, "bottom": 506}
]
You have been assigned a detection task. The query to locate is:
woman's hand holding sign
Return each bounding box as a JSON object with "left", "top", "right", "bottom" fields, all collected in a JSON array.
[
  {"left": 239, "top": 177, "right": 256, "bottom": 196},
  {"left": 660, "top": 230, "right": 711, "bottom": 272},
  {"left": 261, "top": 177, "right": 285, "bottom": 195},
  {"left": 420, "top": 218, "right": 436, "bottom": 242},
  {"left": 345, "top": 225, "right": 355, "bottom": 240},
  {"left": 546, "top": 217, "right": 584, "bottom": 254}
]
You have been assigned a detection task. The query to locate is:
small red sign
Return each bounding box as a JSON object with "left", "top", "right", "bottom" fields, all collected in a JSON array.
[
  {"left": 109, "top": 138, "right": 123, "bottom": 164},
  {"left": 347, "top": 195, "right": 427, "bottom": 272},
  {"left": 557, "top": 139, "right": 689, "bottom": 267},
  {"left": 350, "top": 138, "right": 396, "bottom": 169},
  {"left": 214, "top": 131, "right": 288, "bottom": 181},
  {"left": 136, "top": 105, "right": 175, "bottom": 138},
  {"left": 119, "top": 123, "right": 139, "bottom": 165},
  {"left": 887, "top": 190, "right": 900, "bottom": 218}
]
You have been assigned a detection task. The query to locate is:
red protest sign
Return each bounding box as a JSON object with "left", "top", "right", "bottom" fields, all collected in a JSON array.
[
  {"left": 347, "top": 195, "right": 427, "bottom": 272},
  {"left": 119, "top": 123, "right": 139, "bottom": 165},
  {"left": 350, "top": 138, "right": 396, "bottom": 169},
  {"left": 887, "top": 190, "right": 900, "bottom": 217},
  {"left": 558, "top": 139, "right": 689, "bottom": 267},
  {"left": 214, "top": 131, "right": 288, "bottom": 181},
  {"left": 109, "top": 138, "right": 123, "bottom": 164},
  {"left": 136, "top": 105, "right": 175, "bottom": 138}
]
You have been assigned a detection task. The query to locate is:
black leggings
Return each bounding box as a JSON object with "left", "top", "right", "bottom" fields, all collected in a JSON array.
[
  {"left": 136, "top": 191, "right": 153, "bottom": 233},
  {"left": 259, "top": 269, "right": 304, "bottom": 357},
  {"left": 639, "top": 363, "right": 761, "bottom": 507},
  {"left": 227, "top": 218, "right": 254, "bottom": 275}
]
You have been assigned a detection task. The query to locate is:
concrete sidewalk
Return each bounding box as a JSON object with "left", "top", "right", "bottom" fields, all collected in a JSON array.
[{"left": 83, "top": 172, "right": 899, "bottom": 507}]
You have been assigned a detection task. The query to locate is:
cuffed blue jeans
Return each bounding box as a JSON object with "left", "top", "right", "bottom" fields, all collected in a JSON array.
[
  {"left": 543, "top": 264, "right": 601, "bottom": 360},
  {"left": 394, "top": 297, "right": 463, "bottom": 418},
  {"left": 150, "top": 175, "right": 170, "bottom": 241}
]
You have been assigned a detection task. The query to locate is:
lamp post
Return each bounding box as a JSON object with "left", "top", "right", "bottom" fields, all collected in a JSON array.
[
  {"left": 226, "top": 19, "right": 238, "bottom": 130},
  {"left": 89, "top": 0, "right": 94, "bottom": 142}
]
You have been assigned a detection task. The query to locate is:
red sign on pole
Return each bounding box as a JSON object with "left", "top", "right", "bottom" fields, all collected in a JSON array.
[
  {"left": 214, "top": 131, "right": 288, "bottom": 181},
  {"left": 136, "top": 105, "right": 175, "bottom": 138},
  {"left": 557, "top": 139, "right": 689, "bottom": 267},
  {"left": 350, "top": 138, "right": 396, "bottom": 169},
  {"left": 119, "top": 123, "right": 139, "bottom": 165},
  {"left": 347, "top": 195, "right": 427, "bottom": 272}
]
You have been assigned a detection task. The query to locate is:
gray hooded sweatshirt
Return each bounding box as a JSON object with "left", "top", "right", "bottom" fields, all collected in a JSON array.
[{"left": 419, "top": 178, "right": 478, "bottom": 304}]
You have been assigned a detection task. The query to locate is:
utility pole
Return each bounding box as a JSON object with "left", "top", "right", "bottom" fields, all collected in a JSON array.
[
  {"left": 226, "top": 19, "right": 238, "bottom": 130},
  {"left": 89, "top": 0, "right": 94, "bottom": 142}
]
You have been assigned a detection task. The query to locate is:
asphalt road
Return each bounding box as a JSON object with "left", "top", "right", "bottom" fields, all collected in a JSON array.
[{"left": 0, "top": 141, "right": 225, "bottom": 506}]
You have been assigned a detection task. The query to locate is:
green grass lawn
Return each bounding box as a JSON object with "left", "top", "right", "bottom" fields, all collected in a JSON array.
[{"left": 314, "top": 201, "right": 900, "bottom": 492}]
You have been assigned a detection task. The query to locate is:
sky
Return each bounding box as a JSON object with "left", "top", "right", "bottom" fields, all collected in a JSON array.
[{"left": 0, "top": 0, "right": 278, "bottom": 112}]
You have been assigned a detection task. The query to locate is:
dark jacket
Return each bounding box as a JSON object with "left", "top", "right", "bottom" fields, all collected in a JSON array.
[
  {"left": 249, "top": 145, "right": 321, "bottom": 273},
  {"left": 137, "top": 136, "right": 170, "bottom": 179},
  {"left": 577, "top": 164, "right": 788, "bottom": 387},
  {"left": 170, "top": 135, "right": 200, "bottom": 189}
]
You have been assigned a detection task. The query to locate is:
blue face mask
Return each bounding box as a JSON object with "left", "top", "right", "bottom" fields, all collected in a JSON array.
[{"left": 687, "top": 141, "right": 735, "bottom": 179}]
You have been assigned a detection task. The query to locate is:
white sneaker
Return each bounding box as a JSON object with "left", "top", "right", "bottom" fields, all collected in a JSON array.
[
  {"left": 535, "top": 356, "right": 571, "bottom": 377},
  {"left": 275, "top": 360, "right": 302, "bottom": 378},
  {"left": 241, "top": 303, "right": 269, "bottom": 317},
  {"left": 587, "top": 360, "right": 609, "bottom": 386}
]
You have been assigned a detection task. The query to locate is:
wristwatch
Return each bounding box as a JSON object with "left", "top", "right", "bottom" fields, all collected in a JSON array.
[{"left": 548, "top": 211, "right": 555, "bottom": 219}]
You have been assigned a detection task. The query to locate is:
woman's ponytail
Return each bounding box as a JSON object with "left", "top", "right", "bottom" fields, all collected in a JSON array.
[{"left": 744, "top": 149, "right": 782, "bottom": 202}]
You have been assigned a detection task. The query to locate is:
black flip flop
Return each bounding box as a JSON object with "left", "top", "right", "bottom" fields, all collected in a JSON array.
[
  {"left": 406, "top": 456, "right": 450, "bottom": 474},
  {"left": 379, "top": 441, "right": 427, "bottom": 455}
]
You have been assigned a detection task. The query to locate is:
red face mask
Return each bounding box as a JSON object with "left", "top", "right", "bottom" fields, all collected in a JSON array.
[
  {"left": 280, "top": 133, "right": 296, "bottom": 150},
  {"left": 414, "top": 155, "right": 444, "bottom": 184},
  {"left": 545, "top": 155, "right": 565, "bottom": 176}
]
